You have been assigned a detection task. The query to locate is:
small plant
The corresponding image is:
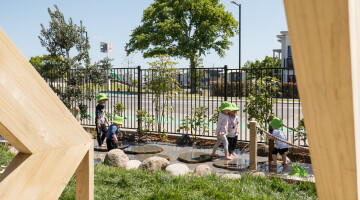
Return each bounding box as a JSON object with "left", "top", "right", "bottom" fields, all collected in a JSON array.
[
  {"left": 210, "top": 108, "right": 220, "bottom": 124},
  {"left": 294, "top": 118, "right": 307, "bottom": 145},
  {"left": 106, "top": 103, "right": 126, "bottom": 121},
  {"left": 136, "top": 110, "right": 155, "bottom": 137},
  {"left": 177, "top": 107, "right": 209, "bottom": 140}
]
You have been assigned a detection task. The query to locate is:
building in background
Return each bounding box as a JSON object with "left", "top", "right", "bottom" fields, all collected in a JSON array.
[{"left": 276, "top": 31, "right": 296, "bottom": 83}]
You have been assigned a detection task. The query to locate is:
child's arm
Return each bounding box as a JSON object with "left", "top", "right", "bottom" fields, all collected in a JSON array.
[{"left": 112, "top": 134, "right": 118, "bottom": 143}]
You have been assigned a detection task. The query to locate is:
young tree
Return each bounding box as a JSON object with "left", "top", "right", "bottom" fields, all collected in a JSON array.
[
  {"left": 125, "top": 0, "right": 238, "bottom": 93},
  {"left": 145, "top": 55, "right": 180, "bottom": 140},
  {"left": 36, "top": 5, "right": 112, "bottom": 119}
]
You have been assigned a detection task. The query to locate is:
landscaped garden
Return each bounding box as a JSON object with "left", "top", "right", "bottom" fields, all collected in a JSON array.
[{"left": 0, "top": 144, "right": 316, "bottom": 199}]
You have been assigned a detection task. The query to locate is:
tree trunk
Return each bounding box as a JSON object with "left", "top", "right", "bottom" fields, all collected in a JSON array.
[{"left": 190, "top": 58, "right": 197, "bottom": 94}]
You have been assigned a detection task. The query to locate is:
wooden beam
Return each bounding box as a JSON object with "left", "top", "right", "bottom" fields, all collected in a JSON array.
[
  {"left": 283, "top": 0, "right": 359, "bottom": 199},
  {"left": 249, "top": 121, "right": 257, "bottom": 171},
  {"left": 0, "top": 27, "right": 94, "bottom": 199},
  {"left": 76, "top": 147, "right": 94, "bottom": 200}
]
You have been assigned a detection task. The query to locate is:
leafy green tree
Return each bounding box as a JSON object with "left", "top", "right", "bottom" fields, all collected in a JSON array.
[
  {"left": 145, "top": 55, "right": 181, "bottom": 140},
  {"left": 36, "top": 5, "right": 112, "bottom": 118},
  {"left": 125, "top": 0, "right": 238, "bottom": 93},
  {"left": 29, "top": 55, "right": 64, "bottom": 81},
  {"left": 243, "top": 56, "right": 281, "bottom": 80}
]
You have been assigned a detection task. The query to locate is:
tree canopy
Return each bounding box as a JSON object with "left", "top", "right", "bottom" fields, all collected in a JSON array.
[{"left": 125, "top": 0, "right": 238, "bottom": 68}]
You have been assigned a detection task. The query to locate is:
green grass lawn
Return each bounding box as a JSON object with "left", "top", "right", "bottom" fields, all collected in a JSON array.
[{"left": 0, "top": 144, "right": 317, "bottom": 199}]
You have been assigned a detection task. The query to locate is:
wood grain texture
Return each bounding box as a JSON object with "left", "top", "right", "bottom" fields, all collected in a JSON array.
[
  {"left": 283, "top": 0, "right": 358, "bottom": 199},
  {"left": 76, "top": 147, "right": 94, "bottom": 200},
  {"left": 0, "top": 27, "right": 94, "bottom": 199}
]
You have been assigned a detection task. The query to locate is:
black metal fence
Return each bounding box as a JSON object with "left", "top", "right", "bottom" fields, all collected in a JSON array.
[{"left": 45, "top": 66, "right": 305, "bottom": 146}]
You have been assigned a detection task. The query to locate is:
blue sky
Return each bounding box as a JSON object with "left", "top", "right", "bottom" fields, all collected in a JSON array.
[{"left": 0, "top": 0, "right": 287, "bottom": 69}]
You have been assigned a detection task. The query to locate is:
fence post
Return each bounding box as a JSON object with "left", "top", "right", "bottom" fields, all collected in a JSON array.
[
  {"left": 267, "top": 116, "right": 275, "bottom": 163},
  {"left": 249, "top": 120, "right": 257, "bottom": 170},
  {"left": 224, "top": 65, "right": 228, "bottom": 101},
  {"left": 137, "top": 66, "right": 142, "bottom": 131}
]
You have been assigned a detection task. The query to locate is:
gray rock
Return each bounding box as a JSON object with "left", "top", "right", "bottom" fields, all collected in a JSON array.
[
  {"left": 104, "top": 149, "right": 129, "bottom": 168},
  {"left": 221, "top": 173, "right": 241, "bottom": 179},
  {"left": 257, "top": 145, "right": 269, "bottom": 156},
  {"left": 249, "top": 171, "right": 266, "bottom": 178},
  {"left": 165, "top": 163, "right": 190, "bottom": 176},
  {"left": 140, "top": 156, "right": 170, "bottom": 172},
  {"left": 94, "top": 154, "right": 106, "bottom": 163},
  {"left": 8, "top": 146, "right": 18, "bottom": 155},
  {"left": 194, "top": 165, "right": 212, "bottom": 176},
  {"left": 176, "top": 134, "right": 193, "bottom": 146},
  {"left": 138, "top": 136, "right": 152, "bottom": 143},
  {"left": 277, "top": 155, "right": 291, "bottom": 163},
  {"left": 125, "top": 160, "right": 142, "bottom": 170}
]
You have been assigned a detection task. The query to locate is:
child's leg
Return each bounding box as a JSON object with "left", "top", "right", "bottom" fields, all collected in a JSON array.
[
  {"left": 281, "top": 149, "right": 288, "bottom": 165},
  {"left": 223, "top": 135, "right": 233, "bottom": 160},
  {"left": 96, "top": 126, "right": 102, "bottom": 146},
  {"left": 100, "top": 124, "right": 107, "bottom": 146},
  {"left": 212, "top": 137, "right": 221, "bottom": 156},
  {"left": 272, "top": 154, "right": 278, "bottom": 165},
  {"left": 231, "top": 137, "right": 237, "bottom": 156}
]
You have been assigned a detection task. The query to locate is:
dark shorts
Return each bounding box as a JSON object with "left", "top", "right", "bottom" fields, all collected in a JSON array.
[{"left": 272, "top": 148, "right": 288, "bottom": 155}]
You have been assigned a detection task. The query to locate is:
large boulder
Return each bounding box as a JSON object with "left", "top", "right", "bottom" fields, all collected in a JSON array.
[
  {"left": 140, "top": 156, "right": 170, "bottom": 172},
  {"left": 104, "top": 149, "right": 129, "bottom": 168},
  {"left": 165, "top": 163, "right": 190, "bottom": 176},
  {"left": 125, "top": 160, "right": 142, "bottom": 170},
  {"left": 194, "top": 165, "right": 211, "bottom": 176},
  {"left": 221, "top": 173, "right": 241, "bottom": 179}
]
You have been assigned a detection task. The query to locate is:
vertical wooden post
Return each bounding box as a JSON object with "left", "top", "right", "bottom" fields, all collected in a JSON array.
[
  {"left": 249, "top": 120, "right": 257, "bottom": 170},
  {"left": 267, "top": 116, "right": 274, "bottom": 163},
  {"left": 76, "top": 147, "right": 94, "bottom": 200}
]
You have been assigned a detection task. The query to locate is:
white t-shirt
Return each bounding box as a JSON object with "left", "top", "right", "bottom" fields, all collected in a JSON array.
[
  {"left": 228, "top": 115, "right": 239, "bottom": 137},
  {"left": 272, "top": 129, "right": 289, "bottom": 149}
]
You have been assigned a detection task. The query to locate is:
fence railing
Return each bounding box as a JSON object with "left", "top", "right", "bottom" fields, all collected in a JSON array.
[{"left": 44, "top": 66, "right": 305, "bottom": 146}]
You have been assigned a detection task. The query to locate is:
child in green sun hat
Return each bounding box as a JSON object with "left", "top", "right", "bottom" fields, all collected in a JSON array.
[
  {"left": 96, "top": 93, "right": 110, "bottom": 147},
  {"left": 212, "top": 101, "right": 233, "bottom": 160},
  {"left": 227, "top": 103, "right": 240, "bottom": 158},
  {"left": 106, "top": 115, "right": 123, "bottom": 151},
  {"left": 268, "top": 117, "right": 289, "bottom": 165}
]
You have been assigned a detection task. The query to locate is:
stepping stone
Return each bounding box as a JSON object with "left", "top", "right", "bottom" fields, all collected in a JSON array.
[
  {"left": 94, "top": 144, "right": 128, "bottom": 152},
  {"left": 178, "top": 152, "right": 213, "bottom": 163},
  {"left": 213, "top": 158, "right": 249, "bottom": 171},
  {"left": 127, "top": 153, "right": 170, "bottom": 162},
  {"left": 124, "top": 145, "right": 163, "bottom": 154}
]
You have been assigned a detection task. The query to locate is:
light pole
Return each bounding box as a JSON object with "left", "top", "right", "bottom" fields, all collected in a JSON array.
[{"left": 231, "top": 1, "right": 241, "bottom": 72}]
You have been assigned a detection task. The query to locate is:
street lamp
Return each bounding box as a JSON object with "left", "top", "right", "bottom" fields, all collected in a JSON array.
[{"left": 231, "top": 1, "right": 241, "bottom": 72}]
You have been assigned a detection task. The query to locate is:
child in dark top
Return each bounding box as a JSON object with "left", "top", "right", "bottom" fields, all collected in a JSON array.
[
  {"left": 106, "top": 115, "right": 123, "bottom": 151},
  {"left": 96, "top": 93, "right": 109, "bottom": 147}
]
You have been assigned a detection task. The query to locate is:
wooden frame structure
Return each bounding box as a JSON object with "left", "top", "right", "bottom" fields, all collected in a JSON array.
[
  {"left": 0, "top": 28, "right": 93, "bottom": 199},
  {"left": 284, "top": 0, "right": 360, "bottom": 199}
]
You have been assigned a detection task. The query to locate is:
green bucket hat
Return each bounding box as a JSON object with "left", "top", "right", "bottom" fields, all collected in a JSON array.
[
  {"left": 112, "top": 115, "right": 124, "bottom": 125},
  {"left": 219, "top": 101, "right": 232, "bottom": 111},
  {"left": 289, "top": 164, "right": 309, "bottom": 177},
  {"left": 97, "top": 93, "right": 109, "bottom": 103},
  {"left": 269, "top": 117, "right": 283, "bottom": 129},
  {"left": 229, "top": 103, "right": 239, "bottom": 111}
]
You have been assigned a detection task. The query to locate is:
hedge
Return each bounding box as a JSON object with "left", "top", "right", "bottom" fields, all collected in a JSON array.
[{"left": 211, "top": 82, "right": 299, "bottom": 99}]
